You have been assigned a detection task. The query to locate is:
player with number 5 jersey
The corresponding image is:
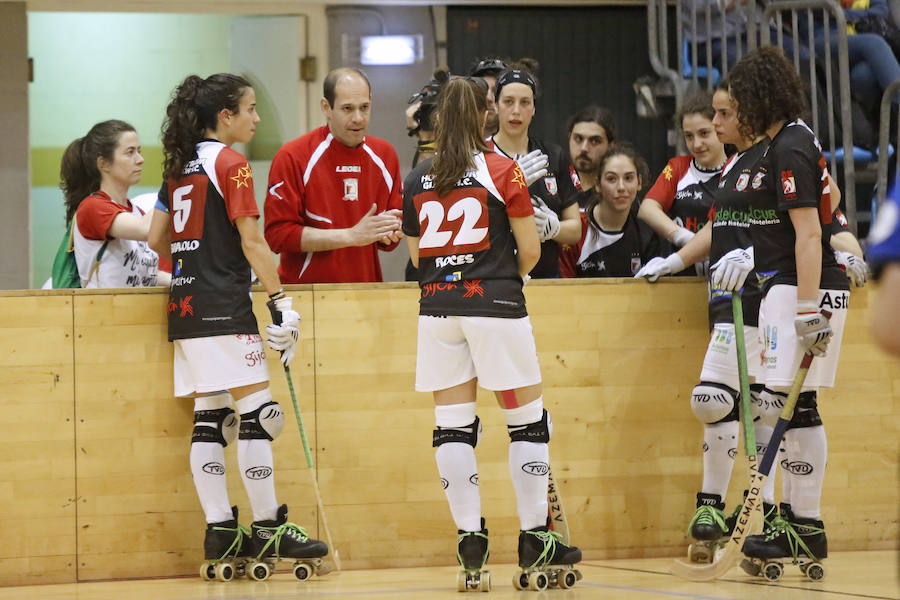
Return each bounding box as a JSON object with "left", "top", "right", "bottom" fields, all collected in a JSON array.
[{"left": 403, "top": 76, "right": 582, "bottom": 593}]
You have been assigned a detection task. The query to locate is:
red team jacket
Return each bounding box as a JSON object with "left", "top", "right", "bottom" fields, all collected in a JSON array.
[{"left": 264, "top": 126, "right": 403, "bottom": 284}]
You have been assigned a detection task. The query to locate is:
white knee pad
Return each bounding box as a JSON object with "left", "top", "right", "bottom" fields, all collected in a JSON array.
[
  {"left": 751, "top": 386, "right": 787, "bottom": 428},
  {"left": 690, "top": 382, "right": 738, "bottom": 424},
  {"left": 192, "top": 393, "right": 237, "bottom": 446},
  {"left": 237, "top": 389, "right": 284, "bottom": 441}
]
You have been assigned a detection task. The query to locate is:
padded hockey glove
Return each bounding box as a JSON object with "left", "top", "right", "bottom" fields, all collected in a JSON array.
[
  {"left": 532, "top": 196, "right": 561, "bottom": 241},
  {"left": 794, "top": 299, "right": 833, "bottom": 357},
  {"left": 634, "top": 254, "right": 685, "bottom": 282},
  {"left": 516, "top": 149, "right": 549, "bottom": 187},
  {"left": 266, "top": 294, "right": 300, "bottom": 366},
  {"left": 834, "top": 250, "right": 868, "bottom": 287},
  {"left": 710, "top": 246, "right": 754, "bottom": 291}
]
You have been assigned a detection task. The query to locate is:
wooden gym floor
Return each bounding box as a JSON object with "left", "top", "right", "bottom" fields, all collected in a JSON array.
[{"left": 0, "top": 551, "right": 895, "bottom": 600}]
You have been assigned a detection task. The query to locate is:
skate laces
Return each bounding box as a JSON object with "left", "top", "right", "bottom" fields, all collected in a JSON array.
[
  {"left": 763, "top": 518, "right": 824, "bottom": 560},
  {"left": 524, "top": 529, "right": 563, "bottom": 568},
  {"left": 259, "top": 521, "right": 311, "bottom": 557},
  {"left": 211, "top": 524, "right": 250, "bottom": 558},
  {"left": 457, "top": 530, "right": 489, "bottom": 569},
  {"left": 688, "top": 505, "right": 727, "bottom": 535}
]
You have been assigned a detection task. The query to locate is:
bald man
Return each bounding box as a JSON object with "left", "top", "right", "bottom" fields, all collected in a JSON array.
[{"left": 264, "top": 68, "right": 404, "bottom": 283}]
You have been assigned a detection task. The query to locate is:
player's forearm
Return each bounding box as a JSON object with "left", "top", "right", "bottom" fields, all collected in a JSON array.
[
  {"left": 638, "top": 199, "right": 680, "bottom": 241},
  {"left": 791, "top": 208, "right": 823, "bottom": 300},
  {"left": 676, "top": 221, "right": 711, "bottom": 266},
  {"left": 830, "top": 230, "right": 863, "bottom": 257},
  {"left": 299, "top": 226, "right": 354, "bottom": 252},
  {"left": 241, "top": 237, "right": 282, "bottom": 296}
]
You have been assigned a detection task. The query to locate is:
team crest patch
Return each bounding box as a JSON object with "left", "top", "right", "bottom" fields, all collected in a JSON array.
[
  {"left": 343, "top": 178, "right": 358, "bottom": 201},
  {"left": 631, "top": 257, "right": 642, "bottom": 275},
  {"left": 544, "top": 176, "right": 558, "bottom": 196},
  {"left": 781, "top": 170, "right": 797, "bottom": 199},
  {"left": 752, "top": 171, "right": 765, "bottom": 190},
  {"left": 736, "top": 173, "right": 750, "bottom": 191}
]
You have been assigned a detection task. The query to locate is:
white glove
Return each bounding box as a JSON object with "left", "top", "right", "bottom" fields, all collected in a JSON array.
[
  {"left": 516, "top": 149, "right": 549, "bottom": 187},
  {"left": 834, "top": 250, "right": 868, "bottom": 287},
  {"left": 265, "top": 295, "right": 300, "bottom": 366},
  {"left": 670, "top": 227, "right": 695, "bottom": 248},
  {"left": 532, "top": 196, "right": 561, "bottom": 241},
  {"left": 794, "top": 299, "right": 833, "bottom": 357},
  {"left": 710, "top": 246, "right": 754, "bottom": 291},
  {"left": 634, "top": 253, "right": 685, "bottom": 282}
]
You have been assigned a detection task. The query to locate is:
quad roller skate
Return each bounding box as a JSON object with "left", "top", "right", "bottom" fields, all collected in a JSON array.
[
  {"left": 686, "top": 493, "right": 728, "bottom": 563},
  {"left": 244, "top": 504, "right": 330, "bottom": 581},
  {"left": 456, "top": 519, "right": 491, "bottom": 592},
  {"left": 512, "top": 519, "right": 583, "bottom": 591},
  {"left": 199, "top": 506, "right": 251, "bottom": 582},
  {"left": 740, "top": 504, "right": 827, "bottom": 582}
]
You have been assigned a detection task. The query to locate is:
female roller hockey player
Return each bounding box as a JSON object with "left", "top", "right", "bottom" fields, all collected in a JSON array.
[
  {"left": 711, "top": 47, "right": 850, "bottom": 582},
  {"left": 402, "top": 76, "right": 582, "bottom": 592},
  {"left": 149, "top": 73, "right": 328, "bottom": 582},
  {"left": 635, "top": 81, "right": 777, "bottom": 562}
]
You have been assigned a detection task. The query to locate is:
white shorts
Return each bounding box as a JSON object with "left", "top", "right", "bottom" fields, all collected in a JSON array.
[
  {"left": 173, "top": 334, "right": 270, "bottom": 397},
  {"left": 415, "top": 315, "right": 542, "bottom": 392},
  {"left": 699, "top": 324, "right": 764, "bottom": 390},
  {"left": 758, "top": 285, "right": 848, "bottom": 389}
]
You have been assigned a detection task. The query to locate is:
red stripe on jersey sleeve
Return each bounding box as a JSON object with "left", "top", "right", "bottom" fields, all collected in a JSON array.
[{"left": 75, "top": 192, "right": 128, "bottom": 240}]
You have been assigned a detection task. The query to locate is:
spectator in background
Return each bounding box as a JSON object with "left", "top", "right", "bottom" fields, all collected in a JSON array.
[
  {"left": 565, "top": 105, "right": 617, "bottom": 207},
  {"left": 638, "top": 90, "right": 728, "bottom": 276},
  {"left": 560, "top": 142, "right": 659, "bottom": 277},
  {"left": 406, "top": 67, "right": 450, "bottom": 169},
  {"left": 59, "top": 119, "right": 168, "bottom": 288},
  {"left": 868, "top": 181, "right": 900, "bottom": 355},
  {"left": 468, "top": 56, "right": 508, "bottom": 137},
  {"left": 264, "top": 67, "right": 403, "bottom": 284},
  {"left": 487, "top": 60, "right": 581, "bottom": 278}
]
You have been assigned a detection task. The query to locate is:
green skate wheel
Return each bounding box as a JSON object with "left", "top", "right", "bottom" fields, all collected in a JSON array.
[
  {"left": 762, "top": 561, "right": 783, "bottom": 582},
  {"left": 528, "top": 571, "right": 548, "bottom": 591},
  {"left": 805, "top": 562, "right": 825, "bottom": 581}
]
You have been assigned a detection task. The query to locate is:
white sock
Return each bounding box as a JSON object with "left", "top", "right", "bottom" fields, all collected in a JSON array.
[
  {"left": 701, "top": 421, "right": 738, "bottom": 499},
  {"left": 237, "top": 390, "right": 279, "bottom": 522},
  {"left": 504, "top": 398, "right": 549, "bottom": 531},
  {"left": 190, "top": 394, "right": 233, "bottom": 524},
  {"left": 784, "top": 426, "right": 827, "bottom": 519},
  {"left": 434, "top": 403, "right": 482, "bottom": 532}
]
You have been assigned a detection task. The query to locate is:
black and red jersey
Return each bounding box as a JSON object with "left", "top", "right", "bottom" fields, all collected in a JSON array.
[
  {"left": 749, "top": 121, "right": 848, "bottom": 294},
  {"left": 402, "top": 152, "right": 533, "bottom": 318},
  {"left": 487, "top": 137, "right": 576, "bottom": 278},
  {"left": 156, "top": 140, "right": 260, "bottom": 341},
  {"left": 647, "top": 155, "right": 721, "bottom": 234}
]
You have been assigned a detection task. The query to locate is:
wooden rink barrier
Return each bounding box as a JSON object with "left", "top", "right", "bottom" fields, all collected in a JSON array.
[{"left": 0, "top": 279, "right": 896, "bottom": 586}]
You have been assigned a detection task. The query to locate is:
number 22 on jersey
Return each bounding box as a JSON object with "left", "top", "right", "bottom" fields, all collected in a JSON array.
[{"left": 416, "top": 187, "right": 491, "bottom": 257}]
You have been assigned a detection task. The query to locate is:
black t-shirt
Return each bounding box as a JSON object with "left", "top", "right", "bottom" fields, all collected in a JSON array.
[
  {"left": 402, "top": 152, "right": 533, "bottom": 318},
  {"left": 748, "top": 121, "right": 849, "bottom": 294},
  {"left": 489, "top": 137, "right": 577, "bottom": 278},
  {"left": 569, "top": 203, "right": 660, "bottom": 277}
]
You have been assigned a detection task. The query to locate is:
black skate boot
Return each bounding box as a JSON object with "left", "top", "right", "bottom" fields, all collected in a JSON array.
[
  {"left": 513, "top": 519, "right": 583, "bottom": 591},
  {"left": 200, "top": 506, "right": 251, "bottom": 581},
  {"left": 740, "top": 504, "right": 827, "bottom": 582},
  {"left": 723, "top": 490, "right": 777, "bottom": 538},
  {"left": 686, "top": 493, "right": 727, "bottom": 563},
  {"left": 456, "top": 518, "right": 491, "bottom": 592},
  {"left": 245, "top": 504, "right": 330, "bottom": 581}
]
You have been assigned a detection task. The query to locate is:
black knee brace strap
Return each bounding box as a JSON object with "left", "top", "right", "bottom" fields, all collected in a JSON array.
[
  {"left": 507, "top": 410, "right": 550, "bottom": 443},
  {"left": 192, "top": 408, "right": 237, "bottom": 446},
  {"left": 788, "top": 391, "right": 822, "bottom": 429},
  {"left": 433, "top": 416, "right": 481, "bottom": 448},
  {"left": 716, "top": 399, "right": 740, "bottom": 424}
]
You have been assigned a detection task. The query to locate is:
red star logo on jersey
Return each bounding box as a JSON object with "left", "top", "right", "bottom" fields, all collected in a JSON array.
[
  {"left": 663, "top": 164, "right": 674, "bottom": 181},
  {"left": 231, "top": 164, "right": 253, "bottom": 189},
  {"left": 511, "top": 165, "right": 527, "bottom": 189}
]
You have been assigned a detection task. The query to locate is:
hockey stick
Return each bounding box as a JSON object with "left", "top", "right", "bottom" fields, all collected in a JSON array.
[
  {"left": 270, "top": 303, "right": 341, "bottom": 572},
  {"left": 671, "top": 346, "right": 815, "bottom": 581},
  {"left": 547, "top": 467, "right": 570, "bottom": 545}
]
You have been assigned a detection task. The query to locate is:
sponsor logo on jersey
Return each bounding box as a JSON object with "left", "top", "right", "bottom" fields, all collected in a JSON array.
[
  {"left": 167, "top": 296, "right": 194, "bottom": 317},
  {"left": 336, "top": 165, "right": 361, "bottom": 173},
  {"left": 171, "top": 276, "right": 196, "bottom": 287},
  {"left": 435, "top": 254, "right": 474, "bottom": 268},
  {"left": 446, "top": 271, "right": 462, "bottom": 282},
  {"left": 183, "top": 158, "right": 203, "bottom": 175},
  {"left": 462, "top": 280, "right": 485, "bottom": 298},
  {"left": 819, "top": 291, "right": 849, "bottom": 310},
  {"left": 521, "top": 461, "right": 550, "bottom": 476},
  {"left": 781, "top": 170, "right": 797, "bottom": 199},
  {"left": 421, "top": 174, "right": 434, "bottom": 190},
  {"left": 244, "top": 466, "right": 272, "bottom": 480},
  {"left": 736, "top": 173, "right": 750, "bottom": 191},
  {"left": 544, "top": 176, "right": 558, "bottom": 196},
  {"left": 268, "top": 181, "right": 285, "bottom": 200},
  {"left": 422, "top": 282, "right": 458, "bottom": 297},
  {"left": 174, "top": 258, "right": 183, "bottom": 276},
  {"left": 343, "top": 178, "right": 358, "bottom": 201},
  {"left": 752, "top": 171, "right": 765, "bottom": 190},
  {"left": 171, "top": 240, "right": 200, "bottom": 253}
]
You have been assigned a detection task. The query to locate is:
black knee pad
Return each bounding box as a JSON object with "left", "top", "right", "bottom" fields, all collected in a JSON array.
[
  {"left": 433, "top": 416, "right": 481, "bottom": 448},
  {"left": 788, "top": 391, "right": 822, "bottom": 429},
  {"left": 192, "top": 407, "right": 238, "bottom": 447},
  {"left": 239, "top": 401, "right": 285, "bottom": 441},
  {"left": 507, "top": 410, "right": 551, "bottom": 443}
]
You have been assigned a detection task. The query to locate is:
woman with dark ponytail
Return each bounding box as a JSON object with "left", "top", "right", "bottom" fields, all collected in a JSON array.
[
  {"left": 59, "top": 119, "right": 166, "bottom": 287},
  {"left": 148, "top": 73, "right": 328, "bottom": 581},
  {"left": 402, "top": 76, "right": 582, "bottom": 592}
]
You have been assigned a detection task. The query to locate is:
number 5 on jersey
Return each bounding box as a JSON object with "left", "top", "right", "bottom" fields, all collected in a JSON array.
[
  {"left": 416, "top": 188, "right": 490, "bottom": 257},
  {"left": 169, "top": 176, "right": 207, "bottom": 240},
  {"left": 172, "top": 184, "right": 193, "bottom": 234}
]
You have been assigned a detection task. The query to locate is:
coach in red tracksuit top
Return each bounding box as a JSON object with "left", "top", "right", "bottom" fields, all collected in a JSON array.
[{"left": 264, "top": 68, "right": 404, "bottom": 283}]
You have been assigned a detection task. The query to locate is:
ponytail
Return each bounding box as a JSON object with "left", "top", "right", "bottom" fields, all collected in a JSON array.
[
  {"left": 60, "top": 120, "right": 135, "bottom": 225},
  {"left": 430, "top": 77, "right": 490, "bottom": 197},
  {"left": 162, "top": 73, "right": 252, "bottom": 180}
]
